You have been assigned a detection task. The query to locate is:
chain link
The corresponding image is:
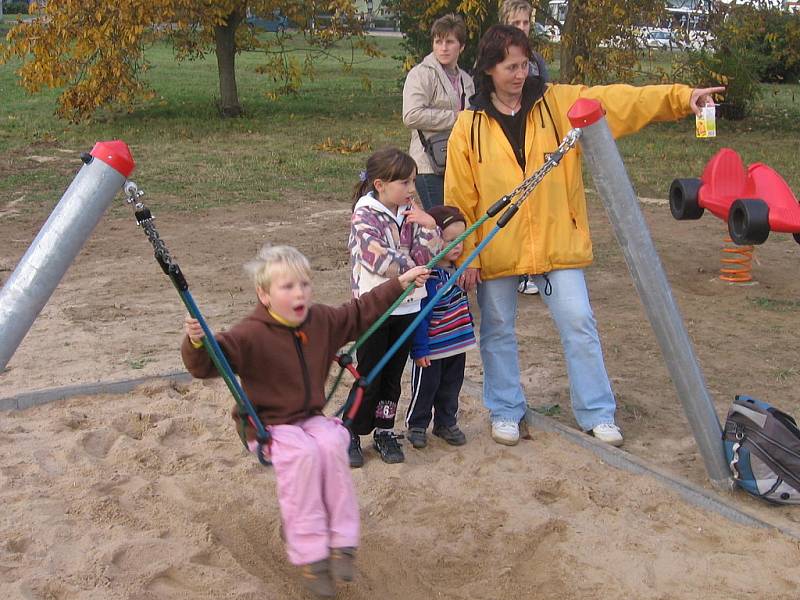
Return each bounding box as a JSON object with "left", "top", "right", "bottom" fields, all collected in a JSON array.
[
  {"left": 124, "top": 181, "right": 175, "bottom": 269},
  {"left": 510, "top": 128, "right": 582, "bottom": 205}
]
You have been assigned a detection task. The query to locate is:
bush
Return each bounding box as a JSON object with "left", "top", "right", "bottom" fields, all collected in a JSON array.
[
  {"left": 717, "top": 5, "right": 800, "bottom": 84},
  {"left": 4, "top": 1, "right": 29, "bottom": 14},
  {"left": 677, "top": 4, "right": 800, "bottom": 120},
  {"left": 681, "top": 48, "right": 763, "bottom": 120}
]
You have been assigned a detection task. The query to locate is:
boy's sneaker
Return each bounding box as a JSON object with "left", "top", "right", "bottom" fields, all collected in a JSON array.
[
  {"left": 517, "top": 276, "right": 539, "bottom": 295},
  {"left": 373, "top": 430, "right": 405, "bottom": 464},
  {"left": 407, "top": 427, "right": 428, "bottom": 449},
  {"left": 299, "top": 559, "right": 335, "bottom": 598},
  {"left": 491, "top": 420, "right": 520, "bottom": 446},
  {"left": 329, "top": 546, "right": 356, "bottom": 582},
  {"left": 348, "top": 430, "right": 364, "bottom": 468},
  {"left": 432, "top": 424, "right": 467, "bottom": 446},
  {"left": 589, "top": 423, "right": 624, "bottom": 447}
]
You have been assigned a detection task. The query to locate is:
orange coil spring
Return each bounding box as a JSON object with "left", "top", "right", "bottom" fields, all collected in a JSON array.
[{"left": 720, "top": 236, "right": 754, "bottom": 283}]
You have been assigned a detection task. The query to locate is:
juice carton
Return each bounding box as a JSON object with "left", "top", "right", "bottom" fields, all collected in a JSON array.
[{"left": 695, "top": 105, "right": 716, "bottom": 139}]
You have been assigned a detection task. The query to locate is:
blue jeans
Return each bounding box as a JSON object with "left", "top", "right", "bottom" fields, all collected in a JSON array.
[
  {"left": 415, "top": 174, "right": 444, "bottom": 210},
  {"left": 476, "top": 269, "right": 616, "bottom": 430}
]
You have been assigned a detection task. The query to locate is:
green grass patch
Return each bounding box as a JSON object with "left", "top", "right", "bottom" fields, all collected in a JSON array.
[
  {"left": 1, "top": 35, "right": 799, "bottom": 212},
  {"left": 749, "top": 296, "right": 800, "bottom": 312}
]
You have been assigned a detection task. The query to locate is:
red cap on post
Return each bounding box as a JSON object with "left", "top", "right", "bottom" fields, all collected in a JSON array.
[
  {"left": 90, "top": 141, "right": 135, "bottom": 178},
  {"left": 568, "top": 98, "right": 605, "bottom": 128}
]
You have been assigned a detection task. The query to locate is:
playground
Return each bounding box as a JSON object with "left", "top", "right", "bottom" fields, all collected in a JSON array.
[
  {"left": 2, "top": 168, "right": 800, "bottom": 596},
  {"left": 2, "top": 18, "right": 800, "bottom": 594}
]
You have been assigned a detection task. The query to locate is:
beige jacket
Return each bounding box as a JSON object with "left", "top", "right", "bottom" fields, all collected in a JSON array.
[{"left": 402, "top": 52, "right": 475, "bottom": 175}]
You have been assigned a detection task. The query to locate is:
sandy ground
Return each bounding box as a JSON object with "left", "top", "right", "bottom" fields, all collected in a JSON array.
[{"left": 2, "top": 154, "right": 800, "bottom": 598}]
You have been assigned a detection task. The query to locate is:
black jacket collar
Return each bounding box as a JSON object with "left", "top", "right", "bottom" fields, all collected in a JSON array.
[{"left": 469, "top": 74, "right": 547, "bottom": 115}]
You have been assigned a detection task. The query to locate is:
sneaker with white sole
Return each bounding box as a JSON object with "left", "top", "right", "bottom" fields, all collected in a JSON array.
[
  {"left": 517, "top": 276, "right": 539, "bottom": 295},
  {"left": 491, "top": 420, "right": 520, "bottom": 446},
  {"left": 589, "top": 423, "right": 623, "bottom": 447}
]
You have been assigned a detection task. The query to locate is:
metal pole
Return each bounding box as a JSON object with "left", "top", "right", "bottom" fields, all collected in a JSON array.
[
  {"left": 0, "top": 141, "right": 135, "bottom": 372},
  {"left": 567, "top": 99, "right": 731, "bottom": 488}
]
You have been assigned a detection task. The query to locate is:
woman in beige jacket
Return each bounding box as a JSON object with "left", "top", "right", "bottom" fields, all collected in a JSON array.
[{"left": 402, "top": 13, "right": 475, "bottom": 210}]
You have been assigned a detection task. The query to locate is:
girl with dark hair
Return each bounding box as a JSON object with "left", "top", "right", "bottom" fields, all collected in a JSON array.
[
  {"left": 347, "top": 148, "right": 441, "bottom": 466},
  {"left": 445, "top": 24, "right": 724, "bottom": 448}
]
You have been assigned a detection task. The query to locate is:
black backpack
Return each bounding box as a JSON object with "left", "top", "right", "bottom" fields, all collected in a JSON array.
[{"left": 723, "top": 395, "right": 800, "bottom": 504}]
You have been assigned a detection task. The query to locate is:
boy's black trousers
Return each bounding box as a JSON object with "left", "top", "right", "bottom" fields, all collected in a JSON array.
[{"left": 405, "top": 353, "right": 465, "bottom": 431}]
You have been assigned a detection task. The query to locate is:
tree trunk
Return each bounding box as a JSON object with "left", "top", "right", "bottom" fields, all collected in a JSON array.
[
  {"left": 560, "top": 0, "right": 588, "bottom": 83},
  {"left": 214, "top": 11, "right": 243, "bottom": 117}
]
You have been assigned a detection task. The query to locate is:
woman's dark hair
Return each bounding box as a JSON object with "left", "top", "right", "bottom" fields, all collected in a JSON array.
[
  {"left": 474, "top": 24, "right": 532, "bottom": 96},
  {"left": 351, "top": 147, "right": 417, "bottom": 209}
]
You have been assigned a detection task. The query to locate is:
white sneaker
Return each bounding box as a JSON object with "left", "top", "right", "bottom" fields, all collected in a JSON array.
[
  {"left": 590, "top": 423, "right": 623, "bottom": 447},
  {"left": 517, "top": 277, "right": 539, "bottom": 295},
  {"left": 491, "top": 420, "right": 520, "bottom": 446}
]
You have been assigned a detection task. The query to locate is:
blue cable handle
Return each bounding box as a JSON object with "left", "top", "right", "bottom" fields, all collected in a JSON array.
[{"left": 363, "top": 228, "right": 499, "bottom": 386}]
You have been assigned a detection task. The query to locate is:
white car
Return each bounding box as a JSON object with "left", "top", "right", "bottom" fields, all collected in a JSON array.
[{"left": 640, "top": 28, "right": 677, "bottom": 50}]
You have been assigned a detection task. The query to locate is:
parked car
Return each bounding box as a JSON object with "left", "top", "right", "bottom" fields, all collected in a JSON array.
[
  {"left": 669, "top": 148, "right": 800, "bottom": 245},
  {"left": 246, "top": 11, "right": 288, "bottom": 33},
  {"left": 640, "top": 28, "right": 677, "bottom": 50}
]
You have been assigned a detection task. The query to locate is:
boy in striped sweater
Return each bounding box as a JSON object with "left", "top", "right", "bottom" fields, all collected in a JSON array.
[{"left": 406, "top": 206, "right": 477, "bottom": 448}]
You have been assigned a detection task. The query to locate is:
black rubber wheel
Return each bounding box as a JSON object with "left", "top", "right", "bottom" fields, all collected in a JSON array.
[
  {"left": 669, "top": 178, "right": 704, "bottom": 220},
  {"left": 728, "top": 198, "right": 770, "bottom": 245}
]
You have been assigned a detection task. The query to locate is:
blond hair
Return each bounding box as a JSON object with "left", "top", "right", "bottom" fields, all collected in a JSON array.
[
  {"left": 244, "top": 245, "right": 311, "bottom": 292},
  {"left": 499, "top": 0, "right": 533, "bottom": 25}
]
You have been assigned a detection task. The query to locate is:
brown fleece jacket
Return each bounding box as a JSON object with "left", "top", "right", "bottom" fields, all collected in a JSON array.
[{"left": 181, "top": 277, "right": 405, "bottom": 435}]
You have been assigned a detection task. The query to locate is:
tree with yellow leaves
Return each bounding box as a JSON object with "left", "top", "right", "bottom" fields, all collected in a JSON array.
[
  {"left": 388, "top": 0, "right": 666, "bottom": 83},
  {"left": 2, "top": 1, "right": 376, "bottom": 121}
]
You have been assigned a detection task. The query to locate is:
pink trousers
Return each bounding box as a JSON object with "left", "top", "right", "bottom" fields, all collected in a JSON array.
[{"left": 250, "top": 415, "right": 359, "bottom": 565}]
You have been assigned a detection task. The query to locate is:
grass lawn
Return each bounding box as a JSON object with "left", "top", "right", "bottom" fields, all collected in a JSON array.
[{"left": 1, "top": 36, "right": 799, "bottom": 210}]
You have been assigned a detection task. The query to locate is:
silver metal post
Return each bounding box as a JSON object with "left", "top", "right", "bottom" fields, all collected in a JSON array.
[
  {"left": 568, "top": 100, "right": 731, "bottom": 488},
  {"left": 0, "top": 142, "right": 134, "bottom": 372}
]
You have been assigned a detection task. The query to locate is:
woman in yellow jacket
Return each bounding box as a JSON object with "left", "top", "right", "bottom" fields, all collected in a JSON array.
[{"left": 444, "top": 25, "right": 723, "bottom": 447}]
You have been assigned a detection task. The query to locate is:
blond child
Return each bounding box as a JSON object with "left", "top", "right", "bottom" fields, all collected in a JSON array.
[{"left": 181, "top": 245, "right": 428, "bottom": 598}]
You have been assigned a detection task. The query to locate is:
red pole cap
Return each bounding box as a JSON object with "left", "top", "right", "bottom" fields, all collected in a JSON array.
[
  {"left": 568, "top": 98, "right": 605, "bottom": 128},
  {"left": 90, "top": 140, "right": 135, "bottom": 178}
]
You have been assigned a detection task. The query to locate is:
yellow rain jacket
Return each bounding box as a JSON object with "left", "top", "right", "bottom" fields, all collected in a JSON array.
[{"left": 444, "top": 83, "right": 693, "bottom": 279}]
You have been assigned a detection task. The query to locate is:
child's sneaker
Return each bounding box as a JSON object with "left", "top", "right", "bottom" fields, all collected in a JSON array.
[
  {"left": 348, "top": 430, "right": 364, "bottom": 469},
  {"left": 373, "top": 430, "right": 405, "bottom": 463},
  {"left": 407, "top": 427, "right": 428, "bottom": 449},
  {"left": 299, "top": 559, "right": 335, "bottom": 598},
  {"left": 329, "top": 546, "right": 356, "bottom": 582},
  {"left": 432, "top": 424, "right": 466, "bottom": 446}
]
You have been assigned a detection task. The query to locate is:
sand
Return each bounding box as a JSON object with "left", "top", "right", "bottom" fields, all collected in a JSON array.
[{"left": 2, "top": 190, "right": 800, "bottom": 599}]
